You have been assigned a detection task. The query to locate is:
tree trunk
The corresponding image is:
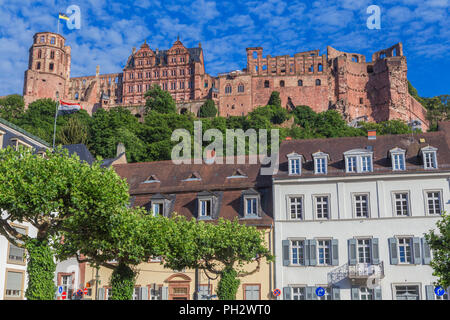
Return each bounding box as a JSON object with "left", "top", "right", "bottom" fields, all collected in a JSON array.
[
  {"left": 25, "top": 238, "right": 56, "bottom": 300},
  {"left": 216, "top": 266, "right": 240, "bottom": 300},
  {"left": 110, "top": 262, "right": 136, "bottom": 300}
]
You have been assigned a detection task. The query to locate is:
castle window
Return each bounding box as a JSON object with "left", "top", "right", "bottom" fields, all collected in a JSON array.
[
  {"left": 298, "top": 80, "right": 303, "bottom": 86},
  {"left": 309, "top": 65, "right": 314, "bottom": 72},
  {"left": 379, "top": 53, "right": 386, "bottom": 59},
  {"left": 37, "top": 49, "right": 42, "bottom": 59},
  {"left": 50, "top": 51, "right": 55, "bottom": 59},
  {"left": 262, "top": 65, "right": 267, "bottom": 70},
  {"left": 75, "top": 92, "right": 79, "bottom": 100},
  {"left": 315, "top": 79, "right": 321, "bottom": 86},
  {"left": 36, "top": 62, "right": 41, "bottom": 70},
  {"left": 352, "top": 56, "right": 359, "bottom": 63},
  {"left": 238, "top": 83, "right": 244, "bottom": 93},
  {"left": 204, "top": 81, "right": 208, "bottom": 88},
  {"left": 360, "top": 98, "right": 364, "bottom": 104},
  {"left": 264, "top": 80, "right": 270, "bottom": 88},
  {"left": 253, "top": 51, "right": 258, "bottom": 60},
  {"left": 318, "top": 63, "right": 323, "bottom": 72},
  {"left": 367, "top": 65, "right": 374, "bottom": 73},
  {"left": 225, "top": 84, "right": 232, "bottom": 94},
  {"left": 280, "top": 80, "right": 285, "bottom": 87},
  {"left": 50, "top": 37, "right": 55, "bottom": 44},
  {"left": 49, "top": 63, "right": 54, "bottom": 71},
  {"left": 40, "top": 35, "right": 45, "bottom": 43}
]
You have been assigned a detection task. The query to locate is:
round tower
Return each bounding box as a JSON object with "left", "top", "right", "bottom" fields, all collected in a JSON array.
[{"left": 23, "top": 32, "right": 71, "bottom": 107}]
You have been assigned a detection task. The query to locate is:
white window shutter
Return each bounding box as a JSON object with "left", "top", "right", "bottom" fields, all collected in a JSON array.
[
  {"left": 374, "top": 288, "right": 382, "bottom": 300},
  {"left": 422, "top": 238, "right": 431, "bottom": 265},
  {"left": 412, "top": 237, "right": 421, "bottom": 264},
  {"left": 309, "top": 239, "right": 317, "bottom": 266},
  {"left": 371, "top": 238, "right": 380, "bottom": 264},
  {"left": 98, "top": 288, "right": 104, "bottom": 300},
  {"left": 161, "top": 286, "right": 169, "bottom": 300},
  {"left": 388, "top": 237, "right": 398, "bottom": 265},
  {"left": 332, "top": 287, "right": 340, "bottom": 300},
  {"left": 348, "top": 238, "right": 357, "bottom": 265},
  {"left": 351, "top": 287, "right": 359, "bottom": 300},
  {"left": 283, "top": 287, "right": 291, "bottom": 300},
  {"left": 304, "top": 239, "right": 311, "bottom": 266},
  {"left": 140, "top": 286, "right": 148, "bottom": 300},
  {"left": 282, "top": 240, "right": 290, "bottom": 266},
  {"left": 331, "top": 239, "right": 339, "bottom": 266},
  {"left": 425, "top": 285, "right": 435, "bottom": 300}
]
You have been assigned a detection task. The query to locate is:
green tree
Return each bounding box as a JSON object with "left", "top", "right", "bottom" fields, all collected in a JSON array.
[
  {"left": 0, "top": 146, "right": 130, "bottom": 299},
  {"left": 248, "top": 105, "right": 289, "bottom": 125},
  {"left": 0, "top": 94, "right": 25, "bottom": 121},
  {"left": 144, "top": 84, "right": 177, "bottom": 114},
  {"left": 56, "top": 207, "right": 165, "bottom": 300},
  {"left": 267, "top": 91, "right": 281, "bottom": 108},
  {"left": 291, "top": 105, "right": 317, "bottom": 128},
  {"left": 425, "top": 213, "right": 450, "bottom": 288},
  {"left": 161, "top": 217, "right": 273, "bottom": 300},
  {"left": 198, "top": 99, "right": 218, "bottom": 118},
  {"left": 56, "top": 116, "right": 90, "bottom": 146}
]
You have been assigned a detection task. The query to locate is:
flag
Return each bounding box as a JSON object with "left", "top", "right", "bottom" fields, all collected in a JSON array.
[
  {"left": 59, "top": 13, "right": 69, "bottom": 21},
  {"left": 58, "top": 100, "right": 82, "bottom": 115}
]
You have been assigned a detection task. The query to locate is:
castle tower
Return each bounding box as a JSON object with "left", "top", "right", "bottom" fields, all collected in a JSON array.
[{"left": 23, "top": 32, "right": 71, "bottom": 107}]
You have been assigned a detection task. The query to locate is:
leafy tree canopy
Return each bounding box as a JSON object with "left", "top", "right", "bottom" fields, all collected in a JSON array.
[
  {"left": 144, "top": 84, "right": 177, "bottom": 114},
  {"left": 198, "top": 99, "right": 218, "bottom": 118}
]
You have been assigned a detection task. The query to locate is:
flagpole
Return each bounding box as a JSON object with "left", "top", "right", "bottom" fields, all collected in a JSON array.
[{"left": 53, "top": 94, "right": 59, "bottom": 149}]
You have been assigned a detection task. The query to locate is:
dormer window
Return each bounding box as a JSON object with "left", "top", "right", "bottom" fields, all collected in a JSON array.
[
  {"left": 287, "top": 152, "right": 302, "bottom": 175},
  {"left": 420, "top": 146, "right": 438, "bottom": 169},
  {"left": 227, "top": 169, "right": 247, "bottom": 179},
  {"left": 242, "top": 189, "right": 261, "bottom": 219},
  {"left": 143, "top": 175, "right": 160, "bottom": 183},
  {"left": 344, "top": 149, "right": 373, "bottom": 173},
  {"left": 183, "top": 172, "right": 202, "bottom": 181},
  {"left": 151, "top": 202, "right": 164, "bottom": 216},
  {"left": 200, "top": 199, "right": 212, "bottom": 217},
  {"left": 312, "top": 151, "right": 329, "bottom": 174},
  {"left": 390, "top": 148, "right": 406, "bottom": 171}
]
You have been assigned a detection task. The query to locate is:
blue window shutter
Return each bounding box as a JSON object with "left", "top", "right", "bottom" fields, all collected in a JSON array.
[
  {"left": 422, "top": 238, "right": 431, "bottom": 265},
  {"left": 309, "top": 239, "right": 317, "bottom": 266},
  {"left": 348, "top": 238, "right": 357, "bottom": 265},
  {"left": 332, "top": 287, "right": 340, "bottom": 300},
  {"left": 425, "top": 285, "right": 435, "bottom": 300},
  {"left": 374, "top": 288, "right": 382, "bottom": 300},
  {"left": 283, "top": 287, "right": 291, "bottom": 300},
  {"left": 351, "top": 287, "right": 359, "bottom": 300},
  {"left": 98, "top": 288, "right": 104, "bottom": 300},
  {"left": 282, "top": 240, "right": 290, "bottom": 266},
  {"left": 371, "top": 238, "right": 380, "bottom": 264},
  {"left": 304, "top": 239, "right": 311, "bottom": 266},
  {"left": 161, "top": 286, "right": 169, "bottom": 300},
  {"left": 331, "top": 239, "right": 339, "bottom": 266},
  {"left": 304, "top": 240, "right": 310, "bottom": 266},
  {"left": 388, "top": 237, "right": 398, "bottom": 265},
  {"left": 412, "top": 237, "right": 421, "bottom": 264},
  {"left": 140, "top": 286, "right": 148, "bottom": 300}
]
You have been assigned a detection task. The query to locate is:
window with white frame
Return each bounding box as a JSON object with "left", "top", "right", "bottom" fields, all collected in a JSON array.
[
  {"left": 288, "top": 158, "right": 301, "bottom": 175},
  {"left": 289, "top": 196, "right": 303, "bottom": 220},
  {"left": 199, "top": 199, "right": 212, "bottom": 217},
  {"left": 132, "top": 287, "right": 141, "bottom": 300},
  {"left": 392, "top": 152, "right": 405, "bottom": 170},
  {"left": 152, "top": 202, "right": 164, "bottom": 216},
  {"left": 361, "top": 156, "right": 372, "bottom": 172},
  {"left": 245, "top": 197, "right": 258, "bottom": 216},
  {"left": 346, "top": 156, "right": 357, "bottom": 172},
  {"left": 394, "top": 193, "right": 409, "bottom": 216},
  {"left": 398, "top": 237, "right": 412, "bottom": 264},
  {"left": 291, "top": 240, "right": 305, "bottom": 265},
  {"left": 317, "top": 240, "right": 331, "bottom": 265},
  {"left": 61, "top": 275, "right": 73, "bottom": 300},
  {"left": 106, "top": 288, "right": 113, "bottom": 300},
  {"left": 357, "top": 239, "right": 371, "bottom": 263},
  {"left": 354, "top": 194, "right": 369, "bottom": 218},
  {"left": 314, "top": 196, "right": 329, "bottom": 219},
  {"left": 292, "top": 287, "right": 306, "bottom": 300},
  {"left": 426, "top": 191, "right": 442, "bottom": 215},
  {"left": 314, "top": 157, "right": 327, "bottom": 174},
  {"left": 421, "top": 146, "right": 438, "bottom": 169},
  {"left": 150, "top": 285, "right": 161, "bottom": 300},
  {"left": 318, "top": 286, "right": 332, "bottom": 300},
  {"left": 395, "top": 285, "right": 419, "bottom": 300},
  {"left": 359, "top": 287, "right": 374, "bottom": 300}
]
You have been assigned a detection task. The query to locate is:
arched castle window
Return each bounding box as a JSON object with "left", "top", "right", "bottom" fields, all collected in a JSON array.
[
  {"left": 50, "top": 51, "right": 55, "bottom": 59},
  {"left": 280, "top": 80, "right": 285, "bottom": 87},
  {"left": 37, "top": 49, "right": 42, "bottom": 59},
  {"left": 318, "top": 63, "right": 323, "bottom": 71},
  {"left": 351, "top": 55, "right": 358, "bottom": 62},
  {"left": 297, "top": 79, "right": 303, "bottom": 86},
  {"left": 315, "top": 79, "right": 321, "bottom": 86},
  {"left": 36, "top": 62, "right": 41, "bottom": 70},
  {"left": 379, "top": 53, "right": 386, "bottom": 59},
  {"left": 253, "top": 51, "right": 258, "bottom": 59},
  {"left": 309, "top": 65, "right": 314, "bottom": 72},
  {"left": 264, "top": 80, "right": 270, "bottom": 88},
  {"left": 49, "top": 63, "right": 54, "bottom": 71},
  {"left": 238, "top": 83, "right": 244, "bottom": 92},
  {"left": 50, "top": 37, "right": 55, "bottom": 44},
  {"left": 225, "top": 84, "right": 232, "bottom": 94},
  {"left": 75, "top": 92, "right": 79, "bottom": 100},
  {"left": 40, "top": 35, "right": 45, "bottom": 43}
]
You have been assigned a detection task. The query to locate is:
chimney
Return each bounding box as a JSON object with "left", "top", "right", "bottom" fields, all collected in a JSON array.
[
  {"left": 116, "top": 142, "right": 126, "bottom": 157},
  {"left": 367, "top": 130, "right": 376, "bottom": 140}
]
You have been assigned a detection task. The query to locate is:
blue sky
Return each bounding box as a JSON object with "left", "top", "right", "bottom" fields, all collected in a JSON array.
[{"left": 0, "top": 0, "right": 448, "bottom": 97}]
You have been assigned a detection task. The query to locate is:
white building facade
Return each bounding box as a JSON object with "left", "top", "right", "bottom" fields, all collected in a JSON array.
[{"left": 274, "top": 124, "right": 450, "bottom": 300}]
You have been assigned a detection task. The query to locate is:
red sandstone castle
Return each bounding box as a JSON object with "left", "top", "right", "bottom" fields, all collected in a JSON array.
[{"left": 23, "top": 32, "right": 428, "bottom": 129}]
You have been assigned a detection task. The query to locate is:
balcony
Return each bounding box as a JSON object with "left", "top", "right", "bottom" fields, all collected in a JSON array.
[{"left": 328, "top": 262, "right": 384, "bottom": 285}]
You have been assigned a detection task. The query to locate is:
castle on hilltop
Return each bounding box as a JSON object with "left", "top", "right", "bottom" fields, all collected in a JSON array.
[{"left": 23, "top": 32, "right": 428, "bottom": 130}]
